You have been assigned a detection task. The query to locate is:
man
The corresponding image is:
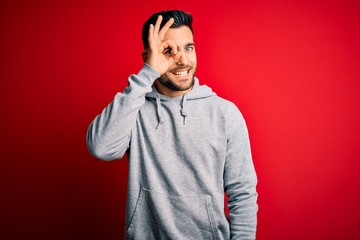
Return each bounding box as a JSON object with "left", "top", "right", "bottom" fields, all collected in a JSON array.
[{"left": 87, "top": 10, "right": 258, "bottom": 240}]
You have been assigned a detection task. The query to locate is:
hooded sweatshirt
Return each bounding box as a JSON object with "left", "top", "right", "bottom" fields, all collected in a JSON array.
[{"left": 87, "top": 64, "right": 258, "bottom": 240}]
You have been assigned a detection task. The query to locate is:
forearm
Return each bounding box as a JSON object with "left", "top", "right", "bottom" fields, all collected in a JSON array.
[
  {"left": 86, "top": 64, "right": 160, "bottom": 160},
  {"left": 227, "top": 179, "right": 258, "bottom": 239},
  {"left": 226, "top": 148, "right": 258, "bottom": 240}
]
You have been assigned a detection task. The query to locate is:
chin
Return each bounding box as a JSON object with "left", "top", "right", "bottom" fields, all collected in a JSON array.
[
  {"left": 159, "top": 70, "right": 195, "bottom": 92},
  {"left": 178, "top": 76, "right": 195, "bottom": 90}
]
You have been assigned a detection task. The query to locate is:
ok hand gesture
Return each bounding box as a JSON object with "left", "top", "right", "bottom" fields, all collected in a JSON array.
[{"left": 144, "top": 16, "right": 178, "bottom": 75}]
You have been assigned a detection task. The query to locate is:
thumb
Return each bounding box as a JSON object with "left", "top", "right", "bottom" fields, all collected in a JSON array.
[
  {"left": 173, "top": 51, "right": 182, "bottom": 63},
  {"left": 168, "top": 56, "right": 175, "bottom": 65}
]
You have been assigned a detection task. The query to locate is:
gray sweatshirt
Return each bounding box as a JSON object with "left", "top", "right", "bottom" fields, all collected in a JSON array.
[{"left": 86, "top": 64, "right": 258, "bottom": 240}]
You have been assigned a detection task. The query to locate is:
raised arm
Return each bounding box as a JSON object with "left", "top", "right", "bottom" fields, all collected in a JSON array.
[
  {"left": 86, "top": 16, "right": 178, "bottom": 160},
  {"left": 86, "top": 64, "right": 159, "bottom": 160}
]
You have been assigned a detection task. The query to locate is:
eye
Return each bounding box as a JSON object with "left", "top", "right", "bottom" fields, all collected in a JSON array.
[
  {"left": 163, "top": 48, "right": 172, "bottom": 55},
  {"left": 185, "top": 46, "right": 194, "bottom": 52}
]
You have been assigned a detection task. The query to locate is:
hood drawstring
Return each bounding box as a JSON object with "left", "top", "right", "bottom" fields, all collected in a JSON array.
[
  {"left": 155, "top": 94, "right": 164, "bottom": 129},
  {"left": 155, "top": 93, "right": 189, "bottom": 128},
  {"left": 181, "top": 94, "right": 188, "bottom": 125}
]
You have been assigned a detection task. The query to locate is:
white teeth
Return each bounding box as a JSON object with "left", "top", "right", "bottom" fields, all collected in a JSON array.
[{"left": 174, "top": 70, "right": 188, "bottom": 76}]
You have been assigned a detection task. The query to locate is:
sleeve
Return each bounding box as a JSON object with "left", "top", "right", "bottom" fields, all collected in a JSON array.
[
  {"left": 86, "top": 64, "right": 160, "bottom": 160},
  {"left": 223, "top": 105, "right": 258, "bottom": 239}
]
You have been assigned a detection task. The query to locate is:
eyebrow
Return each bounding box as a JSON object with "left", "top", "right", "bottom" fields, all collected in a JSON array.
[
  {"left": 163, "top": 42, "right": 195, "bottom": 52},
  {"left": 164, "top": 42, "right": 194, "bottom": 51}
]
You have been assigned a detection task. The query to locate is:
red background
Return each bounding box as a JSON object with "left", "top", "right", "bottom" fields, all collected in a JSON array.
[{"left": 1, "top": 0, "right": 360, "bottom": 239}]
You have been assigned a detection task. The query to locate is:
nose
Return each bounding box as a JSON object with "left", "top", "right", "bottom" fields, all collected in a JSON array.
[{"left": 176, "top": 51, "right": 188, "bottom": 65}]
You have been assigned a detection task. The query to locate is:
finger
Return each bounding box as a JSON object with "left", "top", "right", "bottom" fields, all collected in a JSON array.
[
  {"left": 153, "top": 15, "right": 163, "bottom": 42},
  {"left": 167, "top": 39, "right": 178, "bottom": 55},
  {"left": 148, "top": 24, "right": 155, "bottom": 48},
  {"left": 173, "top": 50, "right": 182, "bottom": 63},
  {"left": 158, "top": 18, "right": 174, "bottom": 41},
  {"left": 168, "top": 56, "right": 175, "bottom": 65},
  {"left": 162, "top": 39, "right": 178, "bottom": 55}
]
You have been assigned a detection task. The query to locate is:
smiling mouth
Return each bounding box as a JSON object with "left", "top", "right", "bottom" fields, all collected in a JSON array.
[{"left": 173, "top": 69, "right": 190, "bottom": 77}]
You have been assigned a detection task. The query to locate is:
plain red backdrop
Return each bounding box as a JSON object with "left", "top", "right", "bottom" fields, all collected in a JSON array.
[{"left": 1, "top": 0, "right": 360, "bottom": 239}]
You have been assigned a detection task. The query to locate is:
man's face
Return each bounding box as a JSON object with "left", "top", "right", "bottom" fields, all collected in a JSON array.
[{"left": 157, "top": 26, "right": 197, "bottom": 94}]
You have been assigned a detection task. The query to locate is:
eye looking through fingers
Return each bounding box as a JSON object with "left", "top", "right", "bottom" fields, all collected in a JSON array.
[
  {"left": 161, "top": 39, "right": 178, "bottom": 56},
  {"left": 163, "top": 48, "right": 173, "bottom": 56}
]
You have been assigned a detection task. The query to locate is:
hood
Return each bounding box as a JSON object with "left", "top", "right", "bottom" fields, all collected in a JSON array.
[{"left": 145, "top": 77, "right": 216, "bottom": 128}]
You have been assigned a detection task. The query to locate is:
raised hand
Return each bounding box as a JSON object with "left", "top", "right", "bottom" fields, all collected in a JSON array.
[{"left": 145, "top": 15, "right": 178, "bottom": 75}]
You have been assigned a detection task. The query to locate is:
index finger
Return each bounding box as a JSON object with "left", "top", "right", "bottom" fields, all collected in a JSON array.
[
  {"left": 158, "top": 17, "right": 174, "bottom": 41},
  {"left": 162, "top": 39, "right": 178, "bottom": 55}
]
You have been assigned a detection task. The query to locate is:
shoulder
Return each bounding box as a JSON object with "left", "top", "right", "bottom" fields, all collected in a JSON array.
[
  {"left": 209, "top": 96, "right": 248, "bottom": 138},
  {"left": 209, "top": 95, "right": 244, "bottom": 119},
  {"left": 191, "top": 81, "right": 245, "bottom": 122}
]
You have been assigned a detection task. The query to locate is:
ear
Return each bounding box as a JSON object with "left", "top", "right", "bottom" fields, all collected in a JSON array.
[{"left": 142, "top": 50, "right": 147, "bottom": 62}]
